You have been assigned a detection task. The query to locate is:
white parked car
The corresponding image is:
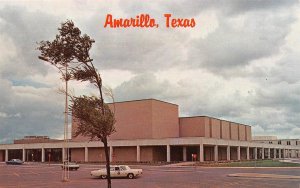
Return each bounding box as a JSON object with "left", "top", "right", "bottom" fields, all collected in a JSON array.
[
  {"left": 91, "top": 165, "right": 142, "bottom": 179},
  {"left": 61, "top": 162, "right": 80, "bottom": 171},
  {"left": 6, "top": 159, "right": 24, "bottom": 165}
]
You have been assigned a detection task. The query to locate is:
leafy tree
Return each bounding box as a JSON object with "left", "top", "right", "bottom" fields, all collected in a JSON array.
[{"left": 37, "top": 20, "right": 116, "bottom": 188}]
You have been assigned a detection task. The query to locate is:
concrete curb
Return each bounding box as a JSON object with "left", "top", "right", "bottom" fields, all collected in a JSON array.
[
  {"left": 196, "top": 166, "right": 300, "bottom": 169},
  {"left": 228, "top": 173, "right": 300, "bottom": 179}
]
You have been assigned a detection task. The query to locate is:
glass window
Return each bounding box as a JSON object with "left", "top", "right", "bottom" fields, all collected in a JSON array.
[{"left": 115, "top": 167, "right": 120, "bottom": 171}]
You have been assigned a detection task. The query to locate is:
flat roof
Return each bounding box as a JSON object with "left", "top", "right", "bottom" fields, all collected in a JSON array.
[
  {"left": 108, "top": 98, "right": 178, "bottom": 106},
  {"left": 179, "top": 115, "right": 252, "bottom": 127}
]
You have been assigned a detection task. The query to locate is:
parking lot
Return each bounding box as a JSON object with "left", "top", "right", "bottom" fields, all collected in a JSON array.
[{"left": 0, "top": 163, "right": 300, "bottom": 188}]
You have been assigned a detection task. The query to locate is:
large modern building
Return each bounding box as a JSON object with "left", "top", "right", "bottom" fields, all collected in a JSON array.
[{"left": 0, "top": 99, "right": 299, "bottom": 163}]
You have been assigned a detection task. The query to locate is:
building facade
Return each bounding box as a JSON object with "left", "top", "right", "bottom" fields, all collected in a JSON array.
[{"left": 0, "top": 99, "right": 300, "bottom": 162}]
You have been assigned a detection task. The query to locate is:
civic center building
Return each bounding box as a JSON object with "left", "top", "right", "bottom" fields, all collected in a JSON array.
[{"left": 0, "top": 99, "right": 299, "bottom": 163}]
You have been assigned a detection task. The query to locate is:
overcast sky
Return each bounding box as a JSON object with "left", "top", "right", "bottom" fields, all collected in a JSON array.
[{"left": 0, "top": 0, "right": 300, "bottom": 144}]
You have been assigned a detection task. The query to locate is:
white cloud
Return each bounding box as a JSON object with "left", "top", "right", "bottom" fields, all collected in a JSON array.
[{"left": 0, "top": 112, "right": 8, "bottom": 118}]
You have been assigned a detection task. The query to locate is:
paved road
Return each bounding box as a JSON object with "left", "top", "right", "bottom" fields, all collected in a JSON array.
[{"left": 0, "top": 163, "right": 300, "bottom": 188}]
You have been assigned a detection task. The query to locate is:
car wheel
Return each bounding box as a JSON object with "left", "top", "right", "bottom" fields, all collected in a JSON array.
[
  {"left": 127, "top": 173, "right": 134, "bottom": 179},
  {"left": 100, "top": 175, "right": 107, "bottom": 179}
]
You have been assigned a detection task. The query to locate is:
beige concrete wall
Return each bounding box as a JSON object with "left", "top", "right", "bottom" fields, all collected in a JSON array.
[
  {"left": 71, "top": 118, "right": 88, "bottom": 141},
  {"left": 109, "top": 100, "right": 153, "bottom": 140},
  {"left": 71, "top": 98, "right": 253, "bottom": 142},
  {"left": 179, "top": 117, "right": 206, "bottom": 137},
  {"left": 221, "top": 121, "right": 230, "bottom": 139},
  {"left": 246, "top": 126, "right": 252, "bottom": 141},
  {"left": 211, "top": 118, "right": 221, "bottom": 139},
  {"left": 238, "top": 124, "right": 246, "bottom": 141},
  {"left": 230, "top": 123, "right": 239, "bottom": 140},
  {"left": 71, "top": 148, "right": 85, "bottom": 162},
  {"left": 113, "top": 147, "right": 136, "bottom": 162},
  {"left": 140, "top": 146, "right": 153, "bottom": 161},
  {"left": 88, "top": 147, "right": 106, "bottom": 162},
  {"left": 152, "top": 100, "right": 179, "bottom": 138},
  {"left": 204, "top": 117, "right": 210, "bottom": 137},
  {"left": 72, "top": 99, "right": 179, "bottom": 141}
]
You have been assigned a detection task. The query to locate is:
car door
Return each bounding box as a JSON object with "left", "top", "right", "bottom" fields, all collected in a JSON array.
[
  {"left": 114, "top": 167, "right": 122, "bottom": 177},
  {"left": 119, "top": 166, "right": 127, "bottom": 177},
  {"left": 110, "top": 167, "right": 116, "bottom": 177}
]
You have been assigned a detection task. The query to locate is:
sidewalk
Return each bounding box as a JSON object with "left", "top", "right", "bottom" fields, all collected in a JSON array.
[
  {"left": 163, "top": 162, "right": 196, "bottom": 167},
  {"left": 228, "top": 173, "right": 300, "bottom": 179}
]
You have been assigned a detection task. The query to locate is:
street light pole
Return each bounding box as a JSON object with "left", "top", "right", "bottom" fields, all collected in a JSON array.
[
  {"left": 62, "top": 63, "right": 70, "bottom": 182},
  {"left": 38, "top": 56, "right": 70, "bottom": 182}
]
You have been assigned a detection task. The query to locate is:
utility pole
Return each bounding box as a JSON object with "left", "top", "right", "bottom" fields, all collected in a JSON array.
[{"left": 62, "top": 63, "right": 70, "bottom": 182}]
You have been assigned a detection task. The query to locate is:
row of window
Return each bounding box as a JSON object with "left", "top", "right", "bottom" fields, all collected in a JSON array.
[{"left": 268, "top": 140, "right": 299, "bottom": 145}]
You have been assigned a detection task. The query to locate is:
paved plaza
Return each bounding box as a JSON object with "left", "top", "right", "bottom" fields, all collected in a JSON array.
[{"left": 0, "top": 163, "right": 300, "bottom": 188}]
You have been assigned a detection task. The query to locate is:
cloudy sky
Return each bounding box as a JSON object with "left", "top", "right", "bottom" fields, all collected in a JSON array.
[{"left": 0, "top": 0, "right": 300, "bottom": 144}]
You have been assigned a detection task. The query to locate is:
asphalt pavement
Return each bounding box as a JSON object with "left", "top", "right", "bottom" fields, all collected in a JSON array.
[{"left": 0, "top": 162, "right": 300, "bottom": 188}]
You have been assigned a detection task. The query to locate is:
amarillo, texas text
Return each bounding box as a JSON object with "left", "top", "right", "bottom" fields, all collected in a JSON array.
[{"left": 104, "top": 14, "right": 196, "bottom": 28}]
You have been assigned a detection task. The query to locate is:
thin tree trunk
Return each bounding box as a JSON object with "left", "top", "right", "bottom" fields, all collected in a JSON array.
[{"left": 103, "top": 137, "right": 111, "bottom": 188}]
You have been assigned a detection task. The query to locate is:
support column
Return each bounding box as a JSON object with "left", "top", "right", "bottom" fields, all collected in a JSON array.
[
  {"left": 62, "top": 148, "right": 65, "bottom": 162},
  {"left": 183, "top": 147, "right": 187, "bottom": 162},
  {"left": 214, "top": 145, "right": 218, "bottom": 161},
  {"left": 167, "top": 145, "right": 171, "bottom": 162},
  {"left": 5, "top": 149, "right": 8, "bottom": 161},
  {"left": 246, "top": 147, "right": 249, "bottom": 160},
  {"left": 199, "top": 144, "right": 204, "bottom": 162},
  {"left": 84, "top": 147, "right": 88, "bottom": 162},
  {"left": 42, "top": 148, "right": 45, "bottom": 162},
  {"left": 268, "top": 148, "right": 271, "bottom": 159},
  {"left": 109, "top": 146, "right": 113, "bottom": 162},
  {"left": 261, "top": 148, "right": 264, "bottom": 159},
  {"left": 274, "top": 148, "right": 277, "bottom": 159},
  {"left": 279, "top": 149, "right": 282, "bottom": 159},
  {"left": 237, "top": 146, "right": 241, "bottom": 161},
  {"left": 227, "top": 146, "right": 231, "bottom": 161},
  {"left": 22, "top": 149, "right": 25, "bottom": 162},
  {"left": 254, "top": 147, "right": 257, "bottom": 160},
  {"left": 136, "top": 145, "right": 140, "bottom": 162}
]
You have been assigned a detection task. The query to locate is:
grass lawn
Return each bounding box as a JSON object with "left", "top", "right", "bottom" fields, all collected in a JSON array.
[{"left": 217, "top": 160, "right": 300, "bottom": 167}]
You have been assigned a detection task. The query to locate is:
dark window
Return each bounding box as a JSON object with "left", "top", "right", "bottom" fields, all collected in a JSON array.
[{"left": 278, "top": 141, "right": 281, "bottom": 145}]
